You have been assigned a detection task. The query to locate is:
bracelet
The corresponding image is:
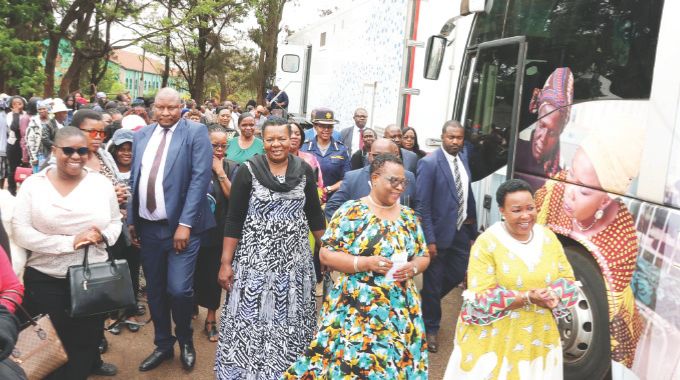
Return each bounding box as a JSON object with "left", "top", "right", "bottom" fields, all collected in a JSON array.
[
  {"left": 412, "top": 265, "right": 418, "bottom": 275},
  {"left": 353, "top": 256, "right": 360, "bottom": 273},
  {"left": 524, "top": 291, "right": 532, "bottom": 306}
]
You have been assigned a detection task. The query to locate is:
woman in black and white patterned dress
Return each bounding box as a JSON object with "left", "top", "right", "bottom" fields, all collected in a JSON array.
[{"left": 215, "top": 117, "right": 326, "bottom": 379}]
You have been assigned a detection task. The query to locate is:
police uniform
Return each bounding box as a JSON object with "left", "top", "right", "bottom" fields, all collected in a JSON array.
[{"left": 301, "top": 138, "right": 350, "bottom": 190}]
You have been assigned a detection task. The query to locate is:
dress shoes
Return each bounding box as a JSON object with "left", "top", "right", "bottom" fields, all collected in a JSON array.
[
  {"left": 180, "top": 343, "right": 196, "bottom": 371},
  {"left": 91, "top": 362, "right": 117, "bottom": 376},
  {"left": 426, "top": 333, "right": 438, "bottom": 353},
  {"left": 139, "top": 349, "right": 174, "bottom": 372}
]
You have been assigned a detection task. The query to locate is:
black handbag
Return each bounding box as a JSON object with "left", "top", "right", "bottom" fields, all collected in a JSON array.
[{"left": 67, "top": 244, "right": 136, "bottom": 318}]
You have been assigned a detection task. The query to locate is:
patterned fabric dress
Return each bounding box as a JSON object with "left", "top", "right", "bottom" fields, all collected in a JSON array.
[
  {"left": 444, "top": 223, "right": 578, "bottom": 380},
  {"left": 215, "top": 164, "right": 317, "bottom": 380},
  {"left": 284, "top": 200, "right": 429, "bottom": 379},
  {"left": 534, "top": 174, "right": 643, "bottom": 367}
]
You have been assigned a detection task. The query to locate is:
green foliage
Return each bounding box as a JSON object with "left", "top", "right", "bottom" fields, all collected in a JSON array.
[{"left": 0, "top": 0, "right": 47, "bottom": 95}]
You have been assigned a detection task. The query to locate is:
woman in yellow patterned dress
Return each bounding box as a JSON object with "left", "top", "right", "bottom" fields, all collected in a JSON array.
[{"left": 444, "top": 179, "right": 579, "bottom": 379}]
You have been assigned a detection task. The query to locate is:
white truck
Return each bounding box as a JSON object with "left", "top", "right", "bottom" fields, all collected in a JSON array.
[{"left": 275, "top": 0, "right": 473, "bottom": 144}]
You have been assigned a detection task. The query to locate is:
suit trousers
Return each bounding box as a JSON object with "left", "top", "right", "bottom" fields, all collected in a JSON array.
[
  {"left": 138, "top": 220, "right": 201, "bottom": 352},
  {"left": 421, "top": 224, "right": 473, "bottom": 334},
  {"left": 23, "top": 267, "right": 105, "bottom": 380}
]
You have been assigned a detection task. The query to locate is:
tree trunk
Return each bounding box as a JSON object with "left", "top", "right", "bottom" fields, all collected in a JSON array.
[
  {"left": 161, "top": 0, "right": 173, "bottom": 88},
  {"left": 190, "top": 26, "right": 209, "bottom": 103},
  {"left": 44, "top": 34, "right": 62, "bottom": 97}
]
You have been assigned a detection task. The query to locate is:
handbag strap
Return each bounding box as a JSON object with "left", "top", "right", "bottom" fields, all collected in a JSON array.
[
  {"left": 80, "top": 234, "right": 112, "bottom": 269},
  {"left": 0, "top": 294, "right": 37, "bottom": 327}
]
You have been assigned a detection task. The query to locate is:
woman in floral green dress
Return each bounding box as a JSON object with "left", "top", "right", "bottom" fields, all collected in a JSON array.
[{"left": 284, "top": 154, "right": 431, "bottom": 379}]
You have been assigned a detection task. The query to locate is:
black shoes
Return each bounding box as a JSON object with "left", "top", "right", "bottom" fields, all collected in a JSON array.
[
  {"left": 426, "top": 333, "right": 439, "bottom": 353},
  {"left": 92, "top": 362, "right": 117, "bottom": 376},
  {"left": 139, "top": 349, "right": 174, "bottom": 372},
  {"left": 180, "top": 343, "right": 196, "bottom": 371}
]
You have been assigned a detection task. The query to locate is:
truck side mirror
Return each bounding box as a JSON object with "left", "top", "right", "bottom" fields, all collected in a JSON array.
[{"left": 423, "top": 35, "right": 448, "bottom": 80}]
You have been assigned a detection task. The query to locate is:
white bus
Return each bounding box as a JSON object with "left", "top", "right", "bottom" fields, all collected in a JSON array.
[{"left": 423, "top": 0, "right": 679, "bottom": 378}]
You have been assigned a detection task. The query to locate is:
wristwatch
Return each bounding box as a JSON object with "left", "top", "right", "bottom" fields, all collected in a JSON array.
[
  {"left": 218, "top": 175, "right": 227, "bottom": 182},
  {"left": 325, "top": 186, "right": 332, "bottom": 192},
  {"left": 413, "top": 266, "right": 418, "bottom": 275}
]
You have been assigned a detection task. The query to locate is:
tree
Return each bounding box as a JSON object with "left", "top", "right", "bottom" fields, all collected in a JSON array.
[
  {"left": 205, "top": 46, "right": 258, "bottom": 104},
  {"left": 0, "top": 0, "right": 45, "bottom": 94},
  {"left": 250, "top": 0, "right": 289, "bottom": 105}
]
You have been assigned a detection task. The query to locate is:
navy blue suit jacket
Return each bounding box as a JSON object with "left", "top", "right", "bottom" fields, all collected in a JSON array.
[
  {"left": 127, "top": 119, "right": 216, "bottom": 234},
  {"left": 325, "top": 166, "right": 417, "bottom": 220},
  {"left": 416, "top": 148, "right": 476, "bottom": 249}
]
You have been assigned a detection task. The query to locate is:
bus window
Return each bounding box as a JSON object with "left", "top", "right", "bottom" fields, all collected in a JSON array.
[
  {"left": 459, "top": 43, "right": 521, "bottom": 181},
  {"left": 281, "top": 54, "right": 300, "bottom": 73}
]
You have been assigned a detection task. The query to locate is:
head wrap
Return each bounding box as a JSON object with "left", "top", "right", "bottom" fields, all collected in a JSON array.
[
  {"left": 529, "top": 67, "right": 574, "bottom": 121},
  {"left": 579, "top": 116, "right": 645, "bottom": 194}
]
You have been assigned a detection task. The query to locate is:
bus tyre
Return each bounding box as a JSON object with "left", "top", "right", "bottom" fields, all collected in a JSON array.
[{"left": 561, "top": 246, "right": 611, "bottom": 380}]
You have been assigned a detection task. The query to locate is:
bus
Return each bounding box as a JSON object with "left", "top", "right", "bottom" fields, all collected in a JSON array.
[{"left": 423, "top": 0, "right": 678, "bottom": 379}]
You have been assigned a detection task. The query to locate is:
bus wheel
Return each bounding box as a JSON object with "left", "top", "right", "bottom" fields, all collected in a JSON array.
[{"left": 561, "top": 246, "right": 611, "bottom": 380}]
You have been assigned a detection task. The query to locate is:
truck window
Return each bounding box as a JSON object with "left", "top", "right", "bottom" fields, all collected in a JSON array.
[{"left": 281, "top": 54, "right": 300, "bottom": 73}]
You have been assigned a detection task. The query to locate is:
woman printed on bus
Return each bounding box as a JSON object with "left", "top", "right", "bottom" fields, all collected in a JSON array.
[
  {"left": 443, "top": 179, "right": 578, "bottom": 380},
  {"left": 516, "top": 67, "right": 573, "bottom": 189},
  {"left": 533, "top": 119, "right": 645, "bottom": 367}
]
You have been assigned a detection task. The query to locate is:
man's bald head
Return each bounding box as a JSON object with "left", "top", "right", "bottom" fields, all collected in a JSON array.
[
  {"left": 369, "top": 138, "right": 399, "bottom": 163},
  {"left": 383, "top": 124, "right": 403, "bottom": 147},
  {"left": 155, "top": 87, "right": 181, "bottom": 104}
]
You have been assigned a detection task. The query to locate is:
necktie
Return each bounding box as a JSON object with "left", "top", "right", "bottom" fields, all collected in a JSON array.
[
  {"left": 146, "top": 128, "right": 169, "bottom": 213},
  {"left": 358, "top": 127, "right": 364, "bottom": 150},
  {"left": 453, "top": 156, "right": 465, "bottom": 230}
]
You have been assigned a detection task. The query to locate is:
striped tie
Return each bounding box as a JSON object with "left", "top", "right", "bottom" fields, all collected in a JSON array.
[{"left": 453, "top": 156, "right": 465, "bottom": 230}]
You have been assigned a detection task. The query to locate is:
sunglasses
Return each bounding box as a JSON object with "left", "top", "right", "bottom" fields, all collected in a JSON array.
[
  {"left": 80, "top": 129, "right": 106, "bottom": 139},
  {"left": 56, "top": 146, "right": 89, "bottom": 156},
  {"left": 212, "top": 143, "right": 228, "bottom": 150},
  {"left": 383, "top": 175, "right": 409, "bottom": 189}
]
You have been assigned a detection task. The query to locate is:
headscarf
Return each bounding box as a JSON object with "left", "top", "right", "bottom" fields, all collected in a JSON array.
[
  {"left": 580, "top": 117, "right": 645, "bottom": 194},
  {"left": 529, "top": 67, "right": 574, "bottom": 122},
  {"left": 248, "top": 153, "right": 307, "bottom": 192}
]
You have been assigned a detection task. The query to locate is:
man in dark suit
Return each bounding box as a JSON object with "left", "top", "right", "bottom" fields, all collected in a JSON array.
[
  {"left": 416, "top": 120, "right": 476, "bottom": 353},
  {"left": 383, "top": 124, "right": 418, "bottom": 174},
  {"left": 339, "top": 107, "right": 368, "bottom": 155},
  {"left": 325, "top": 138, "right": 417, "bottom": 220},
  {"left": 127, "top": 88, "right": 215, "bottom": 372}
]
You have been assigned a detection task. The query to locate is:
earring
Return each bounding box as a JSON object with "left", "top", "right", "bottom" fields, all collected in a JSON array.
[{"left": 594, "top": 209, "right": 604, "bottom": 220}]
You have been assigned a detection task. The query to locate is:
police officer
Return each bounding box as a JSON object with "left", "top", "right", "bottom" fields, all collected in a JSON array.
[{"left": 301, "top": 107, "right": 350, "bottom": 198}]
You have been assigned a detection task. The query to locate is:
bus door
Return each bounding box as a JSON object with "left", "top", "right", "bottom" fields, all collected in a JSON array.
[{"left": 454, "top": 36, "right": 528, "bottom": 227}]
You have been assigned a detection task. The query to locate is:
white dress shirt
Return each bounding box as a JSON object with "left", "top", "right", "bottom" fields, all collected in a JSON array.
[
  {"left": 442, "top": 147, "right": 469, "bottom": 222},
  {"left": 351, "top": 125, "right": 362, "bottom": 155},
  {"left": 138, "top": 122, "right": 178, "bottom": 220}
]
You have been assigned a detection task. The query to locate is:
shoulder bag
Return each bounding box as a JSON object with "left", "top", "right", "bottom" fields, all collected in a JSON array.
[
  {"left": 67, "top": 244, "right": 136, "bottom": 318},
  {"left": 0, "top": 291, "right": 67, "bottom": 380}
]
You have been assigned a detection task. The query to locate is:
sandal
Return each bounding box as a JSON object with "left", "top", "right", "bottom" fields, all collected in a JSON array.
[{"left": 205, "top": 321, "right": 218, "bottom": 342}]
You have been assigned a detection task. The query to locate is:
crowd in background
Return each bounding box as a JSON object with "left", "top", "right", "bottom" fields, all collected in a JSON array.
[{"left": 0, "top": 86, "right": 578, "bottom": 380}]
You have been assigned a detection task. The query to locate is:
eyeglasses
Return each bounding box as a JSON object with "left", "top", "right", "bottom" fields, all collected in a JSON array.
[
  {"left": 316, "top": 125, "right": 334, "bottom": 130},
  {"left": 80, "top": 129, "right": 106, "bottom": 139},
  {"left": 354, "top": 115, "right": 368, "bottom": 119},
  {"left": 212, "top": 143, "right": 227, "bottom": 150},
  {"left": 55, "top": 146, "right": 89, "bottom": 156},
  {"left": 383, "top": 175, "right": 409, "bottom": 189}
]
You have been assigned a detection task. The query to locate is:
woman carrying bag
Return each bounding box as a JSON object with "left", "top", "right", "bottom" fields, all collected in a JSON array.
[{"left": 11, "top": 127, "right": 122, "bottom": 379}]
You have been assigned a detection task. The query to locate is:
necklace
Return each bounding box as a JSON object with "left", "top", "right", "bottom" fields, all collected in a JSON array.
[
  {"left": 366, "top": 195, "right": 396, "bottom": 209},
  {"left": 575, "top": 218, "right": 598, "bottom": 231},
  {"left": 502, "top": 222, "right": 533, "bottom": 244}
]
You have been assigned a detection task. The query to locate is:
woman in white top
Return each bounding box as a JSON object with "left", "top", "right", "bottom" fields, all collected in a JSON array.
[{"left": 12, "top": 126, "right": 122, "bottom": 379}]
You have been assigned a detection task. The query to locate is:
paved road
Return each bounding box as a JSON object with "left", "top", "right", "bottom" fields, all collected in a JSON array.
[{"left": 93, "top": 288, "right": 463, "bottom": 380}]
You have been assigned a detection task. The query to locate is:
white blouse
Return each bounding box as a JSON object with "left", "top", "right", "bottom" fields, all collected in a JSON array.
[{"left": 12, "top": 168, "right": 122, "bottom": 278}]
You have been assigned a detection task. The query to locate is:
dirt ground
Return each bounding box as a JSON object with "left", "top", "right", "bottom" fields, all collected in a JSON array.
[{"left": 92, "top": 288, "right": 463, "bottom": 380}]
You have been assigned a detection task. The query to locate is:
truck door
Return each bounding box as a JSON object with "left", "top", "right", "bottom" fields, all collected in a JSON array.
[{"left": 275, "top": 44, "right": 308, "bottom": 116}]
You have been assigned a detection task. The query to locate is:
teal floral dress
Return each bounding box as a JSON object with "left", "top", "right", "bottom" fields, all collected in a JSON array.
[{"left": 284, "top": 200, "right": 429, "bottom": 379}]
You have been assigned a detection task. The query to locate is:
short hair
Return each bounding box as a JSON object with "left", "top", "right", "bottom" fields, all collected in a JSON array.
[
  {"left": 154, "top": 88, "right": 181, "bottom": 104},
  {"left": 261, "top": 116, "right": 291, "bottom": 136},
  {"left": 288, "top": 121, "right": 303, "bottom": 135},
  {"left": 362, "top": 127, "right": 376, "bottom": 137},
  {"left": 71, "top": 109, "right": 103, "bottom": 129},
  {"left": 369, "top": 153, "right": 403, "bottom": 176},
  {"left": 237, "top": 112, "right": 255, "bottom": 126},
  {"left": 187, "top": 109, "right": 201, "bottom": 118},
  {"left": 441, "top": 120, "right": 464, "bottom": 135},
  {"left": 208, "top": 124, "right": 227, "bottom": 134},
  {"left": 54, "top": 126, "right": 87, "bottom": 145},
  {"left": 354, "top": 107, "right": 368, "bottom": 116},
  {"left": 216, "top": 107, "right": 231, "bottom": 115},
  {"left": 496, "top": 179, "right": 534, "bottom": 207}
]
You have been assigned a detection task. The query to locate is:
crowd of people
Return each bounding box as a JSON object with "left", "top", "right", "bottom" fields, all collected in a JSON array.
[{"left": 0, "top": 87, "right": 580, "bottom": 380}]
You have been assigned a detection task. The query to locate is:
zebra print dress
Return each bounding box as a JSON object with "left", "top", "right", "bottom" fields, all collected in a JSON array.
[{"left": 215, "top": 164, "right": 317, "bottom": 380}]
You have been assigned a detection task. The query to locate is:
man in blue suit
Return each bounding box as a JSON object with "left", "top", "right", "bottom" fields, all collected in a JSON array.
[
  {"left": 416, "top": 120, "right": 477, "bottom": 353},
  {"left": 383, "top": 124, "right": 419, "bottom": 174},
  {"left": 325, "top": 138, "right": 417, "bottom": 220},
  {"left": 127, "top": 88, "right": 215, "bottom": 372}
]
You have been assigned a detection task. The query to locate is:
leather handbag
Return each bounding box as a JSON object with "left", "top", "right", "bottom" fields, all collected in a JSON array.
[
  {"left": 13, "top": 167, "right": 32, "bottom": 184},
  {"left": 0, "top": 292, "right": 67, "bottom": 380},
  {"left": 67, "top": 244, "right": 136, "bottom": 318}
]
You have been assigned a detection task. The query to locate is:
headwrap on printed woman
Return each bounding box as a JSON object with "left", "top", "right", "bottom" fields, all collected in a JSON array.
[{"left": 529, "top": 67, "right": 574, "bottom": 123}]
